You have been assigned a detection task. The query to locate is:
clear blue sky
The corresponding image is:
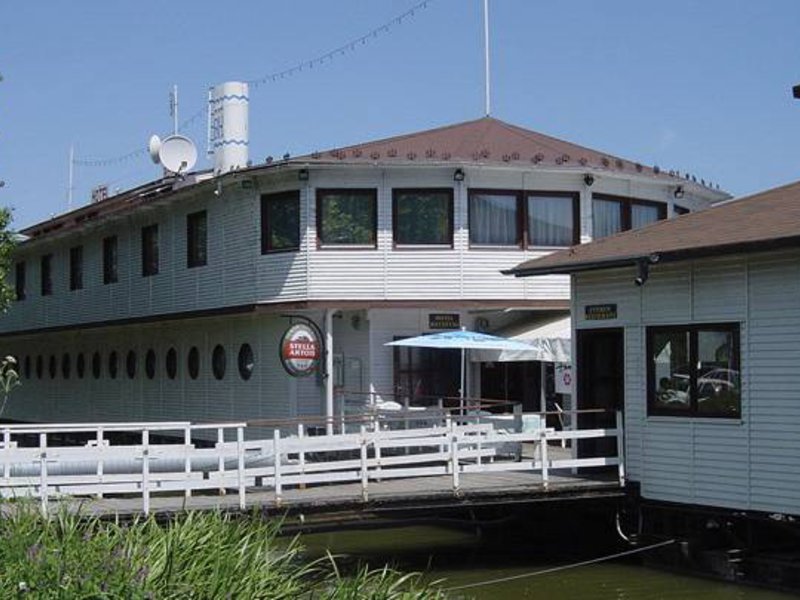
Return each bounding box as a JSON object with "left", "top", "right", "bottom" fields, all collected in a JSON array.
[{"left": 2, "top": 0, "right": 799, "bottom": 229}]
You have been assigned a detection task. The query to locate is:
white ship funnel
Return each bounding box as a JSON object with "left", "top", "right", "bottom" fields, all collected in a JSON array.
[{"left": 208, "top": 81, "right": 249, "bottom": 174}]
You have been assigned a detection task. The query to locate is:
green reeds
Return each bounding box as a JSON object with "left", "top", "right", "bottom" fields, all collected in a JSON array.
[{"left": 0, "top": 503, "right": 445, "bottom": 599}]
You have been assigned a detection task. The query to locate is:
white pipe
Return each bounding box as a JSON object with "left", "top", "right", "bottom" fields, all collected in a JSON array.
[{"left": 325, "top": 309, "right": 337, "bottom": 435}]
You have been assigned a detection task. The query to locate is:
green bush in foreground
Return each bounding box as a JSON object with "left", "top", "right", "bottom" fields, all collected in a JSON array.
[{"left": 0, "top": 504, "right": 445, "bottom": 599}]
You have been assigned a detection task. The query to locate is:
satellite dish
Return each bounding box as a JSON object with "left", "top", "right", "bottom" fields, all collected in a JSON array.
[
  {"left": 158, "top": 135, "right": 197, "bottom": 174},
  {"left": 148, "top": 135, "right": 162, "bottom": 164}
]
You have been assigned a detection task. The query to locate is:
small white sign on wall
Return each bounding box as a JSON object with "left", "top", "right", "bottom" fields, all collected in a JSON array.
[{"left": 555, "top": 363, "right": 572, "bottom": 395}]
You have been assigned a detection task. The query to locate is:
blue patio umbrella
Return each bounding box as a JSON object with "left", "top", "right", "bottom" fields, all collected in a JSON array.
[{"left": 385, "top": 329, "right": 534, "bottom": 404}]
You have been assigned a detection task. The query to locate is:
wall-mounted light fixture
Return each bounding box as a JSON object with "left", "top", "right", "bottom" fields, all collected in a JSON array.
[
  {"left": 298, "top": 168, "right": 309, "bottom": 181},
  {"left": 673, "top": 185, "right": 685, "bottom": 199},
  {"left": 453, "top": 168, "right": 465, "bottom": 182},
  {"left": 583, "top": 174, "right": 595, "bottom": 187}
]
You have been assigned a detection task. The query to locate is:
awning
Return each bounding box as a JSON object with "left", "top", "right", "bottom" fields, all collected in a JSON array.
[{"left": 470, "top": 315, "right": 571, "bottom": 363}]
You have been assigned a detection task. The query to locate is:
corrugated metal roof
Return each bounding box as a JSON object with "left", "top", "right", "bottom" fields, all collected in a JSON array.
[{"left": 506, "top": 179, "right": 800, "bottom": 277}]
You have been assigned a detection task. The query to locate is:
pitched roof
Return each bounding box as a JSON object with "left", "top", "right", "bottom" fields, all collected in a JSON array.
[
  {"left": 295, "top": 116, "right": 682, "bottom": 181},
  {"left": 506, "top": 180, "right": 800, "bottom": 277}
]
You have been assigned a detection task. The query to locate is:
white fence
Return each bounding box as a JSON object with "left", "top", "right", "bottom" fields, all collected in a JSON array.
[{"left": 0, "top": 409, "right": 624, "bottom": 515}]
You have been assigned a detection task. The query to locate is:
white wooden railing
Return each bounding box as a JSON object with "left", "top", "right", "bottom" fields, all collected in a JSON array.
[{"left": 0, "top": 409, "right": 624, "bottom": 515}]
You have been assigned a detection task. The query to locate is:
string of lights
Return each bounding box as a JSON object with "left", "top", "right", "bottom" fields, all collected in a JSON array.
[{"left": 72, "top": 0, "right": 435, "bottom": 168}]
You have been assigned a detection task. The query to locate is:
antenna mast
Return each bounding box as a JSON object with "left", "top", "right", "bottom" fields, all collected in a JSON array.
[
  {"left": 483, "top": 0, "right": 491, "bottom": 116},
  {"left": 170, "top": 84, "right": 179, "bottom": 135},
  {"left": 67, "top": 144, "right": 74, "bottom": 209}
]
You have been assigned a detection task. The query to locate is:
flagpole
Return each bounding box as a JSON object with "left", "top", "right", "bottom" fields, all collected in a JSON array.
[{"left": 483, "top": 0, "right": 491, "bottom": 116}]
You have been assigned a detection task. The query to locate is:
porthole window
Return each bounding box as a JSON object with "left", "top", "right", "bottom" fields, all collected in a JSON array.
[
  {"left": 109, "top": 351, "right": 118, "bottom": 379},
  {"left": 76, "top": 353, "right": 85, "bottom": 379},
  {"left": 36, "top": 355, "right": 43, "bottom": 379},
  {"left": 126, "top": 351, "right": 137, "bottom": 379},
  {"left": 145, "top": 349, "right": 156, "bottom": 380},
  {"left": 92, "top": 352, "right": 101, "bottom": 379},
  {"left": 48, "top": 355, "right": 57, "bottom": 379},
  {"left": 212, "top": 345, "right": 226, "bottom": 380},
  {"left": 166, "top": 347, "right": 177, "bottom": 380},
  {"left": 61, "top": 353, "right": 71, "bottom": 379},
  {"left": 238, "top": 344, "right": 254, "bottom": 381},
  {"left": 188, "top": 346, "right": 199, "bottom": 380},
  {"left": 24, "top": 355, "right": 31, "bottom": 380}
]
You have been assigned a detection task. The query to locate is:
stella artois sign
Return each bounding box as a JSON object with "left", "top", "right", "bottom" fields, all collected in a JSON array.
[{"left": 280, "top": 323, "right": 321, "bottom": 377}]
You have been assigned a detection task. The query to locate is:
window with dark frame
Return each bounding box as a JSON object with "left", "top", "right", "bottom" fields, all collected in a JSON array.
[
  {"left": 69, "top": 245, "right": 83, "bottom": 291},
  {"left": 186, "top": 210, "right": 208, "bottom": 268},
  {"left": 317, "top": 189, "right": 377, "bottom": 247},
  {"left": 647, "top": 323, "right": 741, "bottom": 419},
  {"left": 103, "top": 235, "right": 118, "bottom": 284},
  {"left": 674, "top": 205, "right": 690, "bottom": 216},
  {"left": 40, "top": 254, "right": 53, "bottom": 296},
  {"left": 14, "top": 261, "right": 25, "bottom": 301},
  {"left": 392, "top": 189, "right": 453, "bottom": 246},
  {"left": 592, "top": 194, "right": 667, "bottom": 240},
  {"left": 526, "top": 193, "right": 579, "bottom": 247},
  {"left": 469, "top": 190, "right": 520, "bottom": 246},
  {"left": 261, "top": 191, "right": 300, "bottom": 253},
  {"left": 141, "top": 224, "right": 159, "bottom": 277}
]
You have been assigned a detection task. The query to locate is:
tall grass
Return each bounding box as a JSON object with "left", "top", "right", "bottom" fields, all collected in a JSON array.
[{"left": 0, "top": 504, "right": 446, "bottom": 599}]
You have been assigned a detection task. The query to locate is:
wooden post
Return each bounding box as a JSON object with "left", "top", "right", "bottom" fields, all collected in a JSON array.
[
  {"left": 237, "top": 427, "right": 246, "bottom": 510},
  {"left": 360, "top": 425, "right": 368, "bottom": 502},
  {"left": 615, "top": 409, "right": 626, "bottom": 486},
  {"left": 217, "top": 427, "right": 226, "bottom": 495},
  {"left": 39, "top": 432, "right": 48, "bottom": 516},
  {"left": 297, "top": 423, "right": 306, "bottom": 489},
  {"left": 184, "top": 426, "right": 192, "bottom": 498},
  {"left": 141, "top": 429, "right": 150, "bottom": 515},
  {"left": 449, "top": 416, "right": 460, "bottom": 492},
  {"left": 273, "top": 428, "right": 282, "bottom": 506}
]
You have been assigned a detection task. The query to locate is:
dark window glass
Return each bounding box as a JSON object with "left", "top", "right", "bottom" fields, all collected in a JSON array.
[
  {"left": 126, "top": 350, "right": 137, "bottom": 379},
  {"left": 631, "top": 204, "right": 661, "bottom": 230},
  {"left": 212, "top": 344, "right": 226, "bottom": 380},
  {"left": 527, "top": 194, "right": 577, "bottom": 247},
  {"left": 674, "top": 205, "right": 690, "bottom": 216},
  {"left": 469, "top": 191, "right": 519, "bottom": 246},
  {"left": 238, "top": 343, "right": 254, "bottom": 381},
  {"left": 166, "top": 347, "right": 177, "bottom": 379},
  {"left": 648, "top": 324, "right": 740, "bottom": 418},
  {"left": 261, "top": 191, "right": 300, "bottom": 253},
  {"left": 69, "top": 246, "right": 83, "bottom": 291},
  {"left": 592, "top": 197, "right": 623, "bottom": 239},
  {"left": 593, "top": 195, "right": 666, "bottom": 240},
  {"left": 393, "top": 189, "right": 453, "bottom": 246},
  {"left": 48, "top": 355, "right": 56, "bottom": 379},
  {"left": 394, "top": 341, "right": 461, "bottom": 402},
  {"left": 36, "top": 355, "right": 43, "bottom": 379},
  {"left": 145, "top": 349, "right": 156, "bottom": 380},
  {"left": 109, "top": 351, "right": 118, "bottom": 379},
  {"left": 141, "top": 224, "right": 159, "bottom": 276},
  {"left": 61, "top": 353, "right": 71, "bottom": 379},
  {"left": 76, "top": 353, "right": 85, "bottom": 379},
  {"left": 41, "top": 254, "right": 53, "bottom": 296},
  {"left": 15, "top": 262, "right": 26, "bottom": 301},
  {"left": 92, "top": 352, "right": 101, "bottom": 379},
  {"left": 188, "top": 346, "right": 199, "bottom": 380},
  {"left": 24, "top": 355, "right": 31, "bottom": 379},
  {"left": 187, "top": 210, "right": 208, "bottom": 268},
  {"left": 317, "top": 189, "right": 377, "bottom": 246},
  {"left": 103, "top": 236, "right": 118, "bottom": 285}
]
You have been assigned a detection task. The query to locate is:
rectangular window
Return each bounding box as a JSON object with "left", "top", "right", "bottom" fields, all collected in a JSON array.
[
  {"left": 648, "top": 323, "right": 740, "bottom": 418},
  {"left": 141, "top": 224, "right": 159, "bottom": 276},
  {"left": 186, "top": 210, "right": 208, "bottom": 268},
  {"left": 14, "top": 262, "right": 25, "bottom": 301},
  {"left": 593, "top": 194, "right": 666, "bottom": 240},
  {"left": 40, "top": 254, "right": 52, "bottom": 296},
  {"left": 261, "top": 191, "right": 300, "bottom": 253},
  {"left": 674, "top": 205, "right": 690, "bottom": 216},
  {"left": 69, "top": 246, "right": 83, "bottom": 291},
  {"left": 469, "top": 191, "right": 520, "bottom": 246},
  {"left": 103, "top": 235, "right": 118, "bottom": 284},
  {"left": 317, "top": 189, "right": 377, "bottom": 247},
  {"left": 527, "top": 193, "right": 578, "bottom": 246},
  {"left": 393, "top": 189, "right": 453, "bottom": 246}
]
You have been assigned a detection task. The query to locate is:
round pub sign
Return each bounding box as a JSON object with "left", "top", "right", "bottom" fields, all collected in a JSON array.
[{"left": 279, "top": 323, "right": 321, "bottom": 377}]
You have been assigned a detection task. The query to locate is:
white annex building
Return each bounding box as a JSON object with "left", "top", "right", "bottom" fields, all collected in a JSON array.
[{"left": 0, "top": 91, "right": 727, "bottom": 428}]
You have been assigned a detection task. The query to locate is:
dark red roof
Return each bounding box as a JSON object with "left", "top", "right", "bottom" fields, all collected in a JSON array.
[{"left": 507, "top": 180, "right": 800, "bottom": 277}]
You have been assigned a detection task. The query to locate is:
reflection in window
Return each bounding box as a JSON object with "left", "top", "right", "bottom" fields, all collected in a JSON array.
[
  {"left": 527, "top": 194, "right": 576, "bottom": 246},
  {"left": 317, "top": 189, "right": 377, "bottom": 246},
  {"left": 145, "top": 349, "right": 156, "bottom": 380},
  {"left": 648, "top": 324, "right": 740, "bottom": 418},
  {"left": 69, "top": 246, "right": 83, "bottom": 291},
  {"left": 166, "top": 348, "right": 177, "bottom": 379},
  {"left": 212, "top": 345, "right": 226, "bottom": 380},
  {"left": 141, "top": 224, "right": 159, "bottom": 276},
  {"left": 469, "top": 192, "right": 518, "bottom": 246},
  {"left": 15, "top": 262, "right": 26, "bottom": 301},
  {"left": 41, "top": 254, "right": 53, "bottom": 296},
  {"left": 238, "top": 343, "right": 254, "bottom": 381},
  {"left": 261, "top": 191, "right": 300, "bottom": 253},
  {"left": 393, "top": 189, "right": 453, "bottom": 246},
  {"left": 593, "top": 195, "right": 666, "bottom": 240},
  {"left": 103, "top": 236, "right": 118, "bottom": 284},
  {"left": 187, "top": 211, "right": 208, "bottom": 268},
  {"left": 188, "top": 347, "right": 199, "bottom": 380}
]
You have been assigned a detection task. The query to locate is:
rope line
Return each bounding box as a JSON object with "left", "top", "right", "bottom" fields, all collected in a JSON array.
[
  {"left": 73, "top": 0, "right": 435, "bottom": 168},
  {"left": 443, "top": 538, "right": 677, "bottom": 592}
]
